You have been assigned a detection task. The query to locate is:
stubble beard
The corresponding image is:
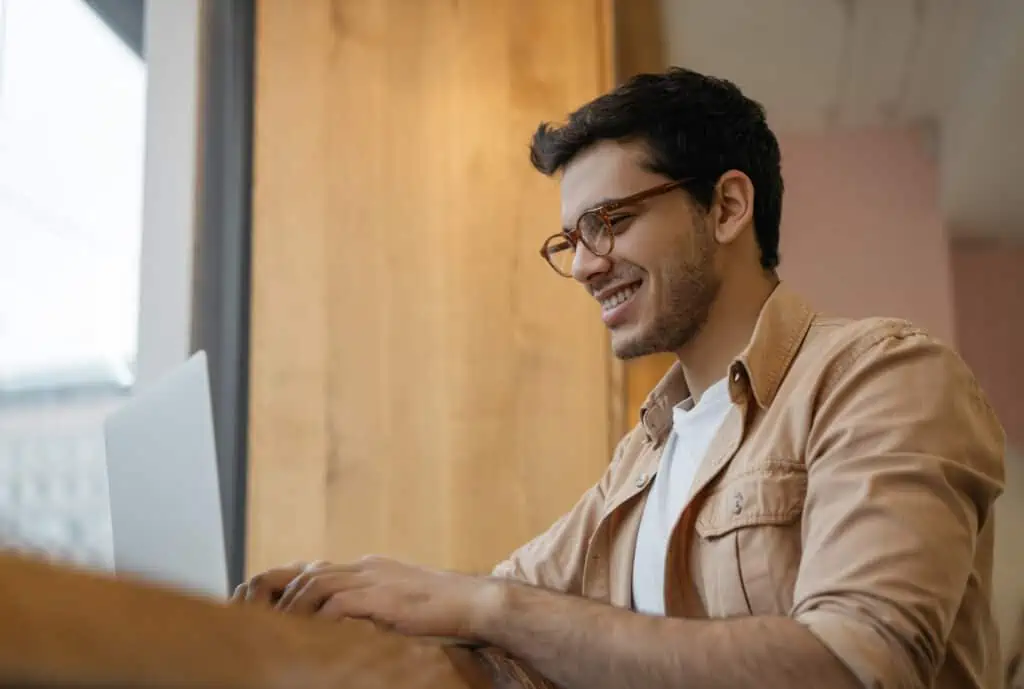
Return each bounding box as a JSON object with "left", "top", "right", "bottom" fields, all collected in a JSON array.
[{"left": 612, "top": 221, "right": 720, "bottom": 360}]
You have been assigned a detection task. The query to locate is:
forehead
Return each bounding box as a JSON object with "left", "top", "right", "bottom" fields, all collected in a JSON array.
[{"left": 559, "top": 140, "right": 663, "bottom": 225}]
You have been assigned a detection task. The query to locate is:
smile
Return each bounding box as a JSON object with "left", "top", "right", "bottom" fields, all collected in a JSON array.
[
  {"left": 600, "top": 283, "right": 640, "bottom": 310},
  {"left": 598, "top": 281, "right": 643, "bottom": 327}
]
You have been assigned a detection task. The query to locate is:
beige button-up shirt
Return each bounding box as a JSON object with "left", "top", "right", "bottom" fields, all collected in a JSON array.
[{"left": 482, "top": 283, "right": 1006, "bottom": 689}]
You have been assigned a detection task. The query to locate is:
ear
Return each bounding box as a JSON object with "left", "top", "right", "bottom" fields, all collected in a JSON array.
[{"left": 711, "top": 170, "right": 755, "bottom": 246}]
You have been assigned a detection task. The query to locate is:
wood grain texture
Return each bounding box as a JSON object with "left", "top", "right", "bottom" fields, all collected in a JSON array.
[
  {"left": 613, "top": 0, "right": 667, "bottom": 84},
  {"left": 0, "top": 553, "right": 479, "bottom": 689},
  {"left": 612, "top": 0, "right": 676, "bottom": 426},
  {"left": 248, "top": 0, "right": 615, "bottom": 576}
]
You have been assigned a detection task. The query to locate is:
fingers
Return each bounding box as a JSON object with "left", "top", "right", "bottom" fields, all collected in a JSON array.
[
  {"left": 277, "top": 563, "right": 373, "bottom": 616},
  {"left": 236, "top": 562, "right": 310, "bottom": 606},
  {"left": 240, "top": 557, "right": 388, "bottom": 618},
  {"left": 276, "top": 565, "right": 342, "bottom": 614},
  {"left": 280, "top": 575, "right": 334, "bottom": 615},
  {"left": 230, "top": 582, "right": 248, "bottom": 603}
]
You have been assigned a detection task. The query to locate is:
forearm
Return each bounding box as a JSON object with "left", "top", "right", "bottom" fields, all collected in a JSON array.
[{"left": 473, "top": 581, "right": 860, "bottom": 689}]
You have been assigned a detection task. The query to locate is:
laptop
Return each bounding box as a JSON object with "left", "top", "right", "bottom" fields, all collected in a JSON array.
[{"left": 103, "top": 351, "right": 229, "bottom": 600}]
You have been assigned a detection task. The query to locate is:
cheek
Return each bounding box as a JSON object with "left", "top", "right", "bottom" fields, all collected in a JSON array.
[
  {"left": 631, "top": 274, "right": 661, "bottom": 327},
  {"left": 619, "top": 223, "right": 682, "bottom": 277},
  {"left": 645, "top": 273, "right": 668, "bottom": 316}
]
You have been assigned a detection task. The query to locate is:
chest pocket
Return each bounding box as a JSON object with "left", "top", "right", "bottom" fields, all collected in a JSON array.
[{"left": 692, "top": 462, "right": 806, "bottom": 617}]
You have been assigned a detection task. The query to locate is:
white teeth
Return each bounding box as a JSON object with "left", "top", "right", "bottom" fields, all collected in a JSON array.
[{"left": 601, "top": 284, "right": 639, "bottom": 310}]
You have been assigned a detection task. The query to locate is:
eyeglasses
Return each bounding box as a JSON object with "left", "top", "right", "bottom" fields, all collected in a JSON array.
[{"left": 539, "top": 180, "right": 687, "bottom": 277}]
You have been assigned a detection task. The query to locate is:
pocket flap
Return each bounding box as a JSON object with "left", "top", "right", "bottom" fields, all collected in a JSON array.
[{"left": 694, "top": 463, "right": 806, "bottom": 539}]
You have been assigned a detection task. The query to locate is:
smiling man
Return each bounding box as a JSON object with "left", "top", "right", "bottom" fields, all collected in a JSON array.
[{"left": 236, "top": 68, "right": 1007, "bottom": 689}]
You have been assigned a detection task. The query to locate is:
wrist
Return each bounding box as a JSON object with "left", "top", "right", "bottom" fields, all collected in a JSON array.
[{"left": 467, "top": 576, "right": 514, "bottom": 643}]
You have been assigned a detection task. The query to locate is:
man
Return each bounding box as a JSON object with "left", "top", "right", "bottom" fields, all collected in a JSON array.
[{"left": 235, "top": 68, "right": 1006, "bottom": 689}]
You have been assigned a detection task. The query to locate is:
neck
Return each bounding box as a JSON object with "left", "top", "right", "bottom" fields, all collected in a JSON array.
[{"left": 673, "top": 271, "right": 778, "bottom": 403}]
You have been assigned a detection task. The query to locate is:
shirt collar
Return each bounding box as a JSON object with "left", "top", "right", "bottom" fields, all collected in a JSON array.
[{"left": 638, "top": 282, "right": 815, "bottom": 445}]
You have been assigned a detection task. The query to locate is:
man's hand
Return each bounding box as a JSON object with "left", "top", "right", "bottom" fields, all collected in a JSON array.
[
  {"left": 231, "top": 561, "right": 321, "bottom": 606},
  {"left": 274, "top": 555, "right": 501, "bottom": 641}
]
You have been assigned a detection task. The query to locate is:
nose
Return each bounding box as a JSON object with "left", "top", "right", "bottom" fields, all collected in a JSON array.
[{"left": 571, "top": 242, "right": 612, "bottom": 284}]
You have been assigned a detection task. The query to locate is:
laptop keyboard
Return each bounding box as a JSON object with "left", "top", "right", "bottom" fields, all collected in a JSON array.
[{"left": 0, "top": 394, "right": 117, "bottom": 569}]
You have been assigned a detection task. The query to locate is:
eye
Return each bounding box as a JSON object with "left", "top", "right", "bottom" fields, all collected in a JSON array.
[{"left": 608, "top": 214, "right": 634, "bottom": 232}]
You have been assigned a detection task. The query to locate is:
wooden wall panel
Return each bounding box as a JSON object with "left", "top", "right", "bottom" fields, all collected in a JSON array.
[
  {"left": 248, "top": 0, "right": 616, "bottom": 575},
  {"left": 614, "top": 0, "right": 666, "bottom": 84},
  {"left": 613, "top": 0, "right": 676, "bottom": 426}
]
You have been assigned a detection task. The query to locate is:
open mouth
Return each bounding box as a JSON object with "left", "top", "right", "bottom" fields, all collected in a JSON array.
[{"left": 599, "top": 281, "right": 643, "bottom": 326}]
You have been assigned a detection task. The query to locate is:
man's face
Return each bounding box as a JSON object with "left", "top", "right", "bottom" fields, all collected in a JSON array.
[{"left": 560, "top": 140, "right": 721, "bottom": 359}]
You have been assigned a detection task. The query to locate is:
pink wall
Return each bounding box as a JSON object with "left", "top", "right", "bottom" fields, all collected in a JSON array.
[
  {"left": 778, "top": 128, "right": 956, "bottom": 345},
  {"left": 776, "top": 126, "right": 1022, "bottom": 447},
  {"left": 950, "top": 243, "right": 1024, "bottom": 449}
]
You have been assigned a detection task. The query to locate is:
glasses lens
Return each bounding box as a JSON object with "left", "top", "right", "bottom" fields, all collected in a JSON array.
[
  {"left": 542, "top": 234, "right": 576, "bottom": 276},
  {"left": 578, "top": 211, "right": 612, "bottom": 256}
]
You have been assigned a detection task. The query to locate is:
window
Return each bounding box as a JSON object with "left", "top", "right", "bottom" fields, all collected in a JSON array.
[
  {"left": 0, "top": 0, "right": 146, "bottom": 394},
  {"left": 0, "top": 0, "right": 147, "bottom": 568}
]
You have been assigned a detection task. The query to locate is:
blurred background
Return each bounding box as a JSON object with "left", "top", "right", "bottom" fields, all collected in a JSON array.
[{"left": 0, "top": 0, "right": 1021, "bottom": 676}]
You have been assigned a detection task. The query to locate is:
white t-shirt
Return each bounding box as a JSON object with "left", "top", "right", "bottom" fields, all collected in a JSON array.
[{"left": 631, "top": 377, "right": 732, "bottom": 616}]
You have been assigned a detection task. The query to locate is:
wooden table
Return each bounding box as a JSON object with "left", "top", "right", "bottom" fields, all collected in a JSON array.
[{"left": 0, "top": 552, "right": 490, "bottom": 688}]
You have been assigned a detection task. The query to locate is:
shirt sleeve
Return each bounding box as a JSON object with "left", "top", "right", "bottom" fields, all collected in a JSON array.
[{"left": 792, "top": 325, "right": 1005, "bottom": 689}]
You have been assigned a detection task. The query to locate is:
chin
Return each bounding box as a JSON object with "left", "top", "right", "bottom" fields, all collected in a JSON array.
[{"left": 609, "top": 325, "right": 659, "bottom": 361}]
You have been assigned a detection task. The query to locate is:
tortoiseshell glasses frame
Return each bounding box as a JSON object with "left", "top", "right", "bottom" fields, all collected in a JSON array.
[{"left": 539, "top": 180, "right": 688, "bottom": 277}]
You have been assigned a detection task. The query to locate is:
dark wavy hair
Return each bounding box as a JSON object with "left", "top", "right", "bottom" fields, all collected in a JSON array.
[{"left": 530, "top": 67, "right": 783, "bottom": 270}]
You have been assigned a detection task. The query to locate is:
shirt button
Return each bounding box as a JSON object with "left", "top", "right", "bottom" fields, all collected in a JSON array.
[
  {"left": 733, "top": 491, "right": 744, "bottom": 514},
  {"left": 635, "top": 473, "right": 648, "bottom": 488}
]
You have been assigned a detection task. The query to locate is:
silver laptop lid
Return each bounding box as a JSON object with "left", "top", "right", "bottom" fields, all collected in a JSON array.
[{"left": 103, "top": 351, "right": 228, "bottom": 599}]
